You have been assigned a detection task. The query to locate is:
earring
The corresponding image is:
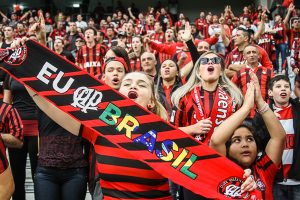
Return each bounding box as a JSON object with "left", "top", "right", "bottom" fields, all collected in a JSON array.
[{"left": 147, "top": 104, "right": 154, "bottom": 109}]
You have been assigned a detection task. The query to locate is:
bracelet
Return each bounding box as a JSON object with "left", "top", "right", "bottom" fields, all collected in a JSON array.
[
  {"left": 31, "top": 93, "right": 38, "bottom": 98},
  {"left": 257, "top": 102, "right": 269, "bottom": 114}
]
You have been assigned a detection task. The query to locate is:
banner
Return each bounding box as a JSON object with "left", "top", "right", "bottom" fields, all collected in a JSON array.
[{"left": 0, "top": 40, "right": 253, "bottom": 199}]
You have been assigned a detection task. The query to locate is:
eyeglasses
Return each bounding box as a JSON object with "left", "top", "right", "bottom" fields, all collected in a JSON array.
[
  {"left": 199, "top": 57, "right": 222, "bottom": 65},
  {"left": 75, "top": 40, "right": 83, "bottom": 42}
]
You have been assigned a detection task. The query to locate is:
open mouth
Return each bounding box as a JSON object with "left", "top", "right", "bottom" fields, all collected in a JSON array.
[
  {"left": 280, "top": 92, "right": 287, "bottom": 98},
  {"left": 207, "top": 66, "right": 214, "bottom": 72},
  {"left": 112, "top": 77, "right": 119, "bottom": 84},
  {"left": 128, "top": 91, "right": 138, "bottom": 99}
]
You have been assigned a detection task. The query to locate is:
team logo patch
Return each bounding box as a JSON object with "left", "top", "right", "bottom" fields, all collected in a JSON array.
[
  {"left": 4, "top": 45, "right": 27, "bottom": 66},
  {"left": 256, "top": 179, "right": 266, "bottom": 191},
  {"left": 71, "top": 86, "right": 103, "bottom": 113},
  {"left": 218, "top": 177, "right": 250, "bottom": 199}
]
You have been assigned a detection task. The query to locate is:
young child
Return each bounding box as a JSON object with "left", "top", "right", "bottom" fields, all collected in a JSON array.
[{"left": 268, "top": 75, "right": 300, "bottom": 200}]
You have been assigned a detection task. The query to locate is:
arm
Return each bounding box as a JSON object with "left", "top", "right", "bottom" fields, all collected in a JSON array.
[
  {"left": 180, "top": 60, "right": 194, "bottom": 78},
  {"left": 149, "top": 40, "right": 177, "bottom": 55},
  {"left": 226, "top": 64, "right": 246, "bottom": 78},
  {"left": 283, "top": 4, "right": 294, "bottom": 28},
  {"left": 19, "top": 11, "right": 31, "bottom": 22},
  {"left": 127, "top": 7, "right": 136, "bottom": 20},
  {"left": 253, "top": 12, "right": 266, "bottom": 41},
  {"left": 3, "top": 90, "right": 12, "bottom": 104},
  {"left": 220, "top": 23, "right": 230, "bottom": 47},
  {"left": 252, "top": 73, "right": 285, "bottom": 165},
  {"left": 210, "top": 83, "right": 254, "bottom": 155},
  {"left": 1, "top": 134, "right": 22, "bottom": 149},
  {"left": 0, "top": 11, "right": 8, "bottom": 20},
  {"left": 26, "top": 87, "right": 81, "bottom": 136},
  {"left": 0, "top": 167, "right": 14, "bottom": 200}
]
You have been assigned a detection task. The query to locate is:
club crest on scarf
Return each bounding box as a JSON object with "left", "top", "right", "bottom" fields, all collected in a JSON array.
[
  {"left": 4, "top": 45, "right": 27, "bottom": 66},
  {"left": 71, "top": 86, "right": 103, "bottom": 113},
  {"left": 218, "top": 177, "right": 250, "bottom": 199}
]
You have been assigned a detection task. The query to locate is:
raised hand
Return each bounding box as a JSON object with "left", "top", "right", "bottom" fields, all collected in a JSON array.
[
  {"left": 249, "top": 70, "right": 264, "bottom": 107},
  {"left": 181, "top": 21, "right": 192, "bottom": 42},
  {"left": 243, "top": 82, "right": 255, "bottom": 111}
]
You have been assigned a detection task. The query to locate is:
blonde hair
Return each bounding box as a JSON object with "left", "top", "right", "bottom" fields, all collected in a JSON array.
[{"left": 172, "top": 51, "right": 243, "bottom": 108}]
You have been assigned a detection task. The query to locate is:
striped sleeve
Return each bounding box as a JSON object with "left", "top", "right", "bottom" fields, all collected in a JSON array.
[{"left": 5, "top": 106, "right": 23, "bottom": 141}]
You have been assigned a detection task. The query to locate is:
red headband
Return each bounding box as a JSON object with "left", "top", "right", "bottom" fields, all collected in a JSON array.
[{"left": 103, "top": 56, "right": 129, "bottom": 73}]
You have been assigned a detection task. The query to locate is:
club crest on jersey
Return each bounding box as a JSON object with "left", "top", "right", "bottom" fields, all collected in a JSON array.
[
  {"left": 71, "top": 86, "right": 103, "bottom": 113},
  {"left": 4, "top": 45, "right": 27, "bottom": 66},
  {"left": 218, "top": 177, "right": 250, "bottom": 199},
  {"left": 256, "top": 179, "right": 266, "bottom": 191}
]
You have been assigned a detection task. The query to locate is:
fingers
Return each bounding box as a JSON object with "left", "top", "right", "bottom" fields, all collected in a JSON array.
[
  {"left": 241, "top": 175, "right": 256, "bottom": 193},
  {"left": 243, "top": 168, "right": 251, "bottom": 178}
]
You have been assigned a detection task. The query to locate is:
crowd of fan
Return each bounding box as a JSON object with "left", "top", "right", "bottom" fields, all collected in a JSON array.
[{"left": 0, "top": 1, "right": 300, "bottom": 200}]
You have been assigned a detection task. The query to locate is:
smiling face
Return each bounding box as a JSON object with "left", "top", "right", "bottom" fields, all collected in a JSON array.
[
  {"left": 119, "top": 72, "right": 154, "bottom": 109},
  {"left": 197, "top": 53, "right": 222, "bottom": 83},
  {"left": 160, "top": 60, "right": 178, "bottom": 82},
  {"left": 103, "top": 61, "right": 126, "bottom": 90},
  {"left": 228, "top": 127, "right": 257, "bottom": 168},
  {"left": 268, "top": 79, "right": 291, "bottom": 107}
]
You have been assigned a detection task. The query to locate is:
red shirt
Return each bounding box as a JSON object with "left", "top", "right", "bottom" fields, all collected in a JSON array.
[
  {"left": 0, "top": 102, "right": 23, "bottom": 174},
  {"left": 290, "top": 37, "right": 300, "bottom": 70},
  {"left": 195, "top": 18, "right": 209, "bottom": 39},
  {"left": 274, "top": 22, "right": 288, "bottom": 44},
  {"left": 252, "top": 153, "right": 278, "bottom": 200},
  {"left": 94, "top": 137, "right": 171, "bottom": 200},
  {"left": 273, "top": 104, "right": 294, "bottom": 180},
  {"left": 76, "top": 44, "right": 107, "bottom": 77},
  {"left": 231, "top": 66, "right": 274, "bottom": 117}
]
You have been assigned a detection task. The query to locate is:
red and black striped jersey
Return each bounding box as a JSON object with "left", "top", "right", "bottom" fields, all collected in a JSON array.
[
  {"left": 257, "top": 33, "right": 276, "bottom": 58},
  {"left": 290, "top": 37, "right": 300, "bottom": 70},
  {"left": 94, "top": 137, "right": 171, "bottom": 200},
  {"left": 289, "top": 29, "right": 300, "bottom": 48},
  {"left": 251, "top": 152, "right": 278, "bottom": 200},
  {"left": 76, "top": 44, "right": 107, "bottom": 77},
  {"left": 48, "top": 29, "right": 66, "bottom": 40},
  {"left": 0, "top": 135, "right": 8, "bottom": 174},
  {"left": 0, "top": 102, "right": 23, "bottom": 141},
  {"left": 172, "top": 88, "right": 217, "bottom": 128},
  {"left": 225, "top": 47, "right": 245, "bottom": 67},
  {"left": 231, "top": 66, "right": 274, "bottom": 117},
  {"left": 130, "top": 57, "right": 143, "bottom": 72},
  {"left": 150, "top": 32, "right": 165, "bottom": 43},
  {"left": 273, "top": 22, "right": 288, "bottom": 44}
]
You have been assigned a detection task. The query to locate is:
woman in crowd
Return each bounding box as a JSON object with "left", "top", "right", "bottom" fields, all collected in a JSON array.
[
  {"left": 26, "top": 71, "right": 172, "bottom": 199},
  {"left": 128, "top": 36, "right": 145, "bottom": 72},
  {"left": 156, "top": 59, "right": 182, "bottom": 119},
  {"left": 171, "top": 51, "right": 243, "bottom": 144},
  {"left": 3, "top": 75, "right": 39, "bottom": 200},
  {"left": 210, "top": 73, "right": 285, "bottom": 199}
]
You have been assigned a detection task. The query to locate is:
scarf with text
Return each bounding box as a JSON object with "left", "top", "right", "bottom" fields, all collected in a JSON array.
[{"left": 0, "top": 40, "right": 256, "bottom": 199}]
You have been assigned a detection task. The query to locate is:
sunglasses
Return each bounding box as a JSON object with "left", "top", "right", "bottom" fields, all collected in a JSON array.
[{"left": 199, "top": 57, "right": 222, "bottom": 65}]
